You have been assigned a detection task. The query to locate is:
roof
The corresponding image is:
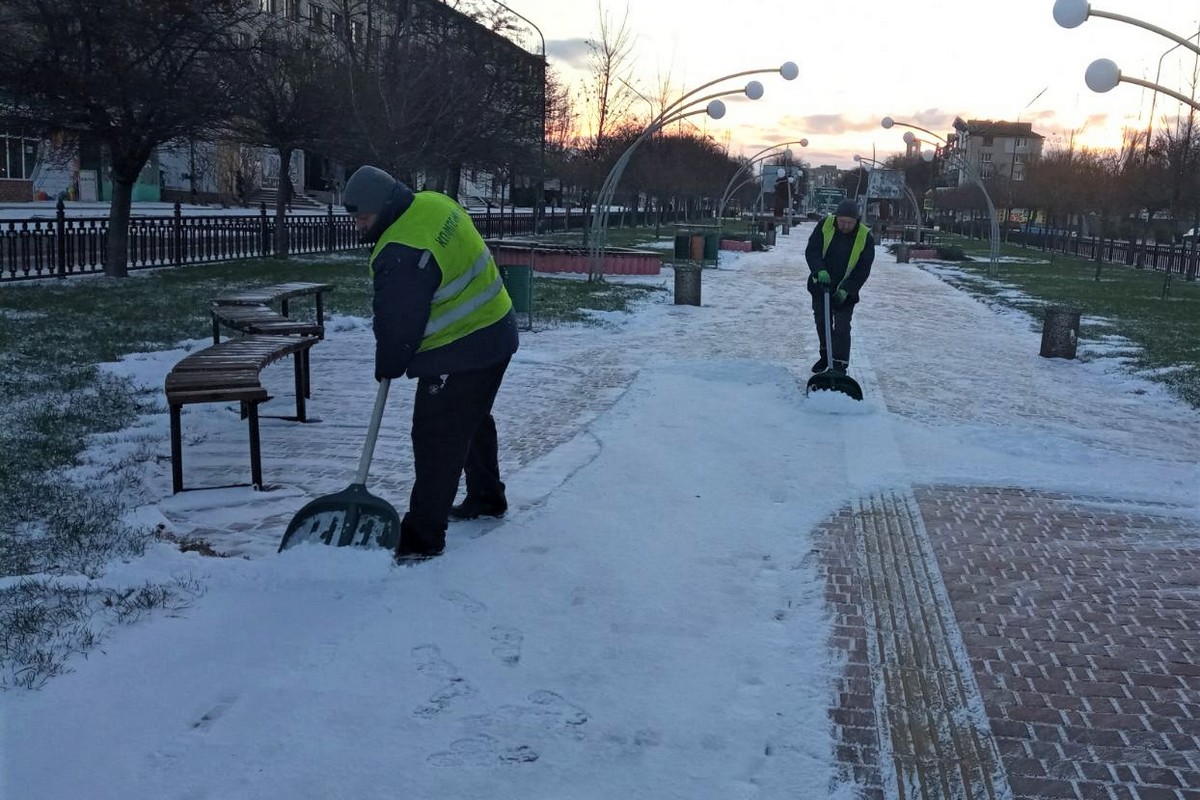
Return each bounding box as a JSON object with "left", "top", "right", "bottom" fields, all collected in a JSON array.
[{"left": 955, "top": 117, "right": 1045, "bottom": 140}]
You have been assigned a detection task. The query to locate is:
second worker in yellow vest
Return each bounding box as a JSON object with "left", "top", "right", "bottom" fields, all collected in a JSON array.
[
  {"left": 804, "top": 198, "right": 875, "bottom": 374},
  {"left": 343, "top": 165, "right": 519, "bottom": 562}
]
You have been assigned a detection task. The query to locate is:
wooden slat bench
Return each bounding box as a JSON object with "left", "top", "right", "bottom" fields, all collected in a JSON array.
[
  {"left": 165, "top": 334, "right": 319, "bottom": 494},
  {"left": 211, "top": 281, "right": 333, "bottom": 338}
]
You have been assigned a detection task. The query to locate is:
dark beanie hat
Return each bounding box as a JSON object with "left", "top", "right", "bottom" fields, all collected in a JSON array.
[
  {"left": 343, "top": 165, "right": 399, "bottom": 215},
  {"left": 834, "top": 199, "right": 860, "bottom": 219}
]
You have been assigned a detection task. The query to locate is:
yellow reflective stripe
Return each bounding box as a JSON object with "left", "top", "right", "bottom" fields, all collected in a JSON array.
[
  {"left": 433, "top": 248, "right": 491, "bottom": 302},
  {"left": 425, "top": 276, "right": 504, "bottom": 336}
]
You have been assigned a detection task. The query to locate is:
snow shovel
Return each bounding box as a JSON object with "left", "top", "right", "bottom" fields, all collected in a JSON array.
[
  {"left": 278, "top": 379, "right": 401, "bottom": 552},
  {"left": 805, "top": 288, "right": 863, "bottom": 401}
]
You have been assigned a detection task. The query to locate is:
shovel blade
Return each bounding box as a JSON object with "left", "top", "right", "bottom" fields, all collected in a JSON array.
[
  {"left": 278, "top": 484, "right": 401, "bottom": 552},
  {"left": 805, "top": 370, "right": 864, "bottom": 401}
]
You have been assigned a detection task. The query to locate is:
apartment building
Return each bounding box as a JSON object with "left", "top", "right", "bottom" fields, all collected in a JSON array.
[{"left": 945, "top": 117, "right": 1045, "bottom": 186}]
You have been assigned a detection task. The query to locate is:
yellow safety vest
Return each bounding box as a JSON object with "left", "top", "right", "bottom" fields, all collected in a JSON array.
[
  {"left": 819, "top": 216, "right": 870, "bottom": 290},
  {"left": 369, "top": 192, "right": 512, "bottom": 352}
]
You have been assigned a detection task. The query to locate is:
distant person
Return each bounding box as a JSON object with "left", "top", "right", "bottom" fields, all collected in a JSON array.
[
  {"left": 804, "top": 199, "right": 875, "bottom": 373},
  {"left": 235, "top": 170, "right": 246, "bottom": 206},
  {"left": 342, "top": 165, "right": 519, "bottom": 562}
]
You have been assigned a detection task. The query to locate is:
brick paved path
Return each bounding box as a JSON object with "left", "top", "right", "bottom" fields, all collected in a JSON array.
[{"left": 822, "top": 486, "right": 1200, "bottom": 800}]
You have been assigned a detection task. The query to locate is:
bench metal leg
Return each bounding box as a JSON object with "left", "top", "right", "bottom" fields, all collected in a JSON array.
[
  {"left": 302, "top": 348, "right": 311, "bottom": 398},
  {"left": 248, "top": 402, "right": 263, "bottom": 490},
  {"left": 211, "top": 312, "right": 220, "bottom": 345},
  {"left": 170, "top": 404, "right": 184, "bottom": 494},
  {"left": 293, "top": 354, "right": 307, "bottom": 422},
  {"left": 315, "top": 293, "right": 325, "bottom": 339}
]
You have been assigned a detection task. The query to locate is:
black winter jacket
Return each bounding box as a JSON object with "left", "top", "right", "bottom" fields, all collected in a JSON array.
[{"left": 804, "top": 218, "right": 875, "bottom": 306}]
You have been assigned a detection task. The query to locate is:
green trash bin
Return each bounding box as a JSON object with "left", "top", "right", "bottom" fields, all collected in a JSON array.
[
  {"left": 498, "top": 264, "right": 534, "bottom": 329},
  {"left": 703, "top": 231, "right": 720, "bottom": 263}
]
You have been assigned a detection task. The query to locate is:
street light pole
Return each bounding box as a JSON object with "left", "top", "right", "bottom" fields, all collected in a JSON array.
[
  {"left": 1053, "top": 1, "right": 1200, "bottom": 113},
  {"left": 587, "top": 61, "right": 799, "bottom": 280},
  {"left": 491, "top": 1, "right": 546, "bottom": 232},
  {"left": 717, "top": 139, "right": 809, "bottom": 221},
  {"left": 882, "top": 116, "right": 1001, "bottom": 276}
]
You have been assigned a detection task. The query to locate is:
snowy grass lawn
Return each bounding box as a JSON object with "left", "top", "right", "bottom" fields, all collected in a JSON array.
[{"left": 933, "top": 234, "right": 1200, "bottom": 407}]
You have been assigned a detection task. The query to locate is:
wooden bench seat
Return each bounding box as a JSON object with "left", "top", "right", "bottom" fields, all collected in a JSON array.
[
  {"left": 211, "top": 281, "right": 333, "bottom": 337},
  {"left": 165, "top": 335, "right": 319, "bottom": 493},
  {"left": 210, "top": 303, "right": 324, "bottom": 342}
]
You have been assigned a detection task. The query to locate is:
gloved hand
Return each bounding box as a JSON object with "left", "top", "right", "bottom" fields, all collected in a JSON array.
[
  {"left": 814, "top": 269, "right": 831, "bottom": 285},
  {"left": 835, "top": 288, "right": 849, "bottom": 306}
]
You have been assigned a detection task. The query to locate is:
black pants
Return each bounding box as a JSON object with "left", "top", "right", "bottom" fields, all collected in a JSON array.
[
  {"left": 810, "top": 292, "right": 855, "bottom": 367},
  {"left": 400, "top": 358, "right": 510, "bottom": 551}
]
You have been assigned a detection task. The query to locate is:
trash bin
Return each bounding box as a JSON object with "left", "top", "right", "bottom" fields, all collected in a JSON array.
[
  {"left": 1039, "top": 306, "right": 1080, "bottom": 359},
  {"left": 673, "top": 231, "right": 691, "bottom": 259},
  {"left": 674, "top": 263, "right": 701, "bottom": 306},
  {"left": 895, "top": 243, "right": 910, "bottom": 263},
  {"left": 498, "top": 264, "right": 534, "bottom": 329},
  {"left": 703, "top": 231, "right": 720, "bottom": 263}
]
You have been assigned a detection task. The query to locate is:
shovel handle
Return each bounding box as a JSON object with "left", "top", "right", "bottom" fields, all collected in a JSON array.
[
  {"left": 355, "top": 378, "right": 390, "bottom": 485},
  {"left": 822, "top": 287, "right": 834, "bottom": 368}
]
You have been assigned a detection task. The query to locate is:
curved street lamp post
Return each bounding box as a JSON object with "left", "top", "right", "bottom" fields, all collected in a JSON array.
[
  {"left": 588, "top": 62, "right": 799, "bottom": 279},
  {"left": 717, "top": 139, "right": 809, "bottom": 222},
  {"left": 882, "top": 116, "right": 1001, "bottom": 277},
  {"left": 1053, "top": 0, "right": 1200, "bottom": 113},
  {"left": 853, "top": 153, "right": 926, "bottom": 246}
]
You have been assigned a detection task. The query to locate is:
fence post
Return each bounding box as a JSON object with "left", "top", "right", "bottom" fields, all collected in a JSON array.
[
  {"left": 326, "top": 201, "right": 334, "bottom": 251},
  {"left": 55, "top": 198, "right": 66, "bottom": 278},
  {"left": 260, "top": 202, "right": 269, "bottom": 256},
  {"left": 173, "top": 201, "right": 183, "bottom": 266}
]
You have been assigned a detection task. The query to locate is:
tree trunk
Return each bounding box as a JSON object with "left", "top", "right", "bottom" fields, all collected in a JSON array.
[
  {"left": 273, "top": 146, "right": 293, "bottom": 258},
  {"left": 106, "top": 179, "right": 134, "bottom": 278}
]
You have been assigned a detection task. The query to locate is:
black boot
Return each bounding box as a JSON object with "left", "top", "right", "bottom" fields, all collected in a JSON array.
[
  {"left": 832, "top": 359, "right": 849, "bottom": 374},
  {"left": 448, "top": 497, "right": 508, "bottom": 521},
  {"left": 811, "top": 354, "right": 828, "bottom": 373},
  {"left": 393, "top": 518, "right": 445, "bottom": 563}
]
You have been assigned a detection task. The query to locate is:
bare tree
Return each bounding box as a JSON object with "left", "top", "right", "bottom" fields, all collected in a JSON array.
[
  {"left": 331, "top": 0, "right": 540, "bottom": 202},
  {"left": 225, "top": 21, "right": 345, "bottom": 256},
  {"left": 582, "top": 2, "right": 637, "bottom": 157},
  {"left": 0, "top": 0, "right": 251, "bottom": 277}
]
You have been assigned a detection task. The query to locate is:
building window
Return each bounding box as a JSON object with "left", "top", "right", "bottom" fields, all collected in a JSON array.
[
  {"left": 237, "top": 31, "right": 252, "bottom": 48},
  {"left": 259, "top": 0, "right": 276, "bottom": 12},
  {"left": 1015, "top": 137, "right": 1028, "bottom": 149},
  {"left": 982, "top": 136, "right": 993, "bottom": 147},
  {"left": 309, "top": 4, "right": 323, "bottom": 28},
  {"left": 980, "top": 152, "right": 993, "bottom": 164},
  {"left": 330, "top": 12, "right": 343, "bottom": 34},
  {"left": 0, "top": 132, "right": 39, "bottom": 180},
  {"left": 1014, "top": 154, "right": 1027, "bottom": 164},
  {"left": 1013, "top": 168, "right": 1025, "bottom": 181},
  {"left": 980, "top": 166, "right": 994, "bottom": 180},
  {"left": 285, "top": 0, "right": 300, "bottom": 20},
  {"left": 351, "top": 19, "right": 363, "bottom": 43}
]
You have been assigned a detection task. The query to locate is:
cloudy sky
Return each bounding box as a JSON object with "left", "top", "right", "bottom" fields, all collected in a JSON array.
[{"left": 497, "top": 0, "right": 1200, "bottom": 168}]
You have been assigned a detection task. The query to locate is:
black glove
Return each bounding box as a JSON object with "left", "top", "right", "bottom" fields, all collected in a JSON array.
[{"left": 834, "top": 288, "right": 849, "bottom": 306}]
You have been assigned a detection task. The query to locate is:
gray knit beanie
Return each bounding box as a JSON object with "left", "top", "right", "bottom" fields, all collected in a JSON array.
[
  {"left": 343, "top": 165, "right": 398, "bottom": 215},
  {"left": 834, "top": 199, "right": 860, "bottom": 220}
]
